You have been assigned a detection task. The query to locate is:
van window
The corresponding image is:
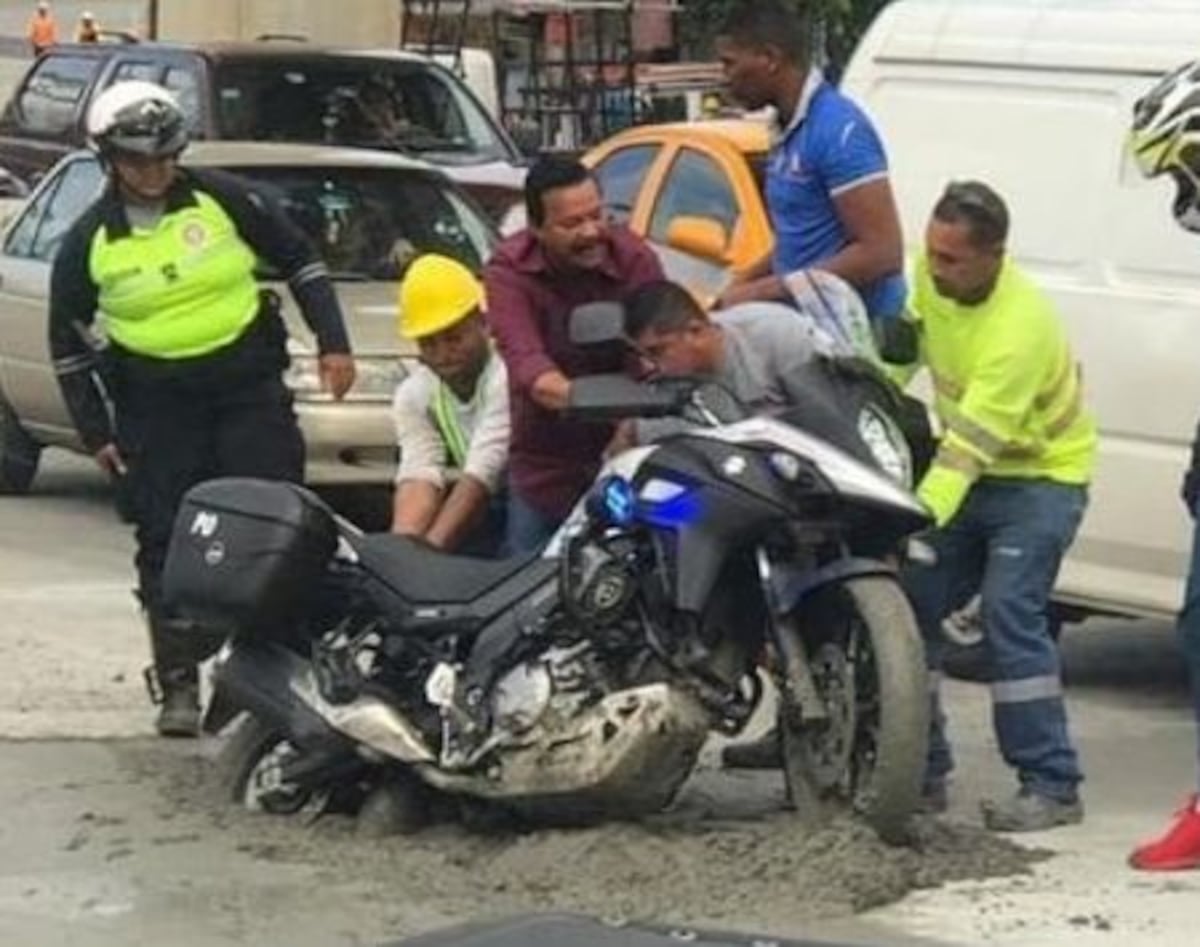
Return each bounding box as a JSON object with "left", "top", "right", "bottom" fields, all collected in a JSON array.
[
  {"left": 14, "top": 55, "right": 101, "bottom": 137},
  {"left": 865, "top": 75, "right": 1118, "bottom": 272}
]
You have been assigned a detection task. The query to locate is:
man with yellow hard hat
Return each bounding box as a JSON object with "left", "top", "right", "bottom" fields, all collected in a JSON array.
[{"left": 392, "top": 254, "right": 510, "bottom": 554}]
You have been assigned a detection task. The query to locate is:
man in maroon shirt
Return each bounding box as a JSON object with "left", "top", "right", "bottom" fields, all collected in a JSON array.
[{"left": 485, "top": 157, "right": 664, "bottom": 553}]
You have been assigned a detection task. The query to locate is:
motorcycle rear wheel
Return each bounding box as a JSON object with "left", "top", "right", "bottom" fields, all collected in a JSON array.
[
  {"left": 217, "top": 713, "right": 332, "bottom": 817},
  {"left": 779, "top": 575, "right": 928, "bottom": 844}
]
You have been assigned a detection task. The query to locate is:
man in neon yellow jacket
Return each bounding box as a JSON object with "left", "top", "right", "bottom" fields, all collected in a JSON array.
[{"left": 895, "top": 181, "right": 1096, "bottom": 833}]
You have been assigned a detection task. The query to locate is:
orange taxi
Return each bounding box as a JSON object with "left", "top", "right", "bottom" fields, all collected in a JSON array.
[{"left": 583, "top": 119, "right": 774, "bottom": 300}]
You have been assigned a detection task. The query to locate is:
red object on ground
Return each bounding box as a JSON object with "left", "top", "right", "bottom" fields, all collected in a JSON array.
[{"left": 1130, "top": 795, "right": 1200, "bottom": 871}]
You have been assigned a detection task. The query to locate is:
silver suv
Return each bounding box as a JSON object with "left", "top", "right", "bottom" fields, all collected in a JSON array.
[{"left": 0, "top": 141, "right": 498, "bottom": 493}]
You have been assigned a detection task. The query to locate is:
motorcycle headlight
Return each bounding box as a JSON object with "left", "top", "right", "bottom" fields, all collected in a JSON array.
[
  {"left": 858, "top": 406, "right": 913, "bottom": 487},
  {"left": 768, "top": 451, "right": 805, "bottom": 483}
]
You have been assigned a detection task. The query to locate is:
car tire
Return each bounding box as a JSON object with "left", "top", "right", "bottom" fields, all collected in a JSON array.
[{"left": 0, "top": 393, "right": 40, "bottom": 495}]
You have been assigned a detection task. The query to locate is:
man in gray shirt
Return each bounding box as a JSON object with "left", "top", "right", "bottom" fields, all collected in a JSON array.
[{"left": 625, "top": 280, "right": 913, "bottom": 485}]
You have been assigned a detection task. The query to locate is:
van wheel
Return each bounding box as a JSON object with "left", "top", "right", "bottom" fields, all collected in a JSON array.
[{"left": 0, "top": 395, "right": 40, "bottom": 494}]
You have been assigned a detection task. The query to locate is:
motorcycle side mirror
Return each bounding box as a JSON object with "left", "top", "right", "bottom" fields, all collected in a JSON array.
[
  {"left": 566, "top": 374, "right": 681, "bottom": 420},
  {"left": 569, "top": 301, "right": 628, "bottom": 347}
]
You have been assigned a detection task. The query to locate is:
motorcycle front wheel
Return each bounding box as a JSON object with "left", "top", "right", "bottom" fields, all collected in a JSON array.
[{"left": 778, "top": 574, "right": 929, "bottom": 844}]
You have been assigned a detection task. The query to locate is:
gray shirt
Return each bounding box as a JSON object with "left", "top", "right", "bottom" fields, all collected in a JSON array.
[
  {"left": 709, "top": 302, "right": 820, "bottom": 411},
  {"left": 637, "top": 302, "right": 879, "bottom": 470}
]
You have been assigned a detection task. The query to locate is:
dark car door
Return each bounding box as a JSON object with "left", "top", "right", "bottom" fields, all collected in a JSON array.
[{"left": 0, "top": 52, "right": 108, "bottom": 184}]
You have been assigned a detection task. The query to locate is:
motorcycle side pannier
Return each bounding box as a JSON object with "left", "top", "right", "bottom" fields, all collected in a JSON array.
[{"left": 162, "top": 478, "right": 338, "bottom": 633}]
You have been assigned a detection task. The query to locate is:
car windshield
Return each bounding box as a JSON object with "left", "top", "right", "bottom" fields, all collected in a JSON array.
[
  {"left": 228, "top": 165, "right": 497, "bottom": 281},
  {"left": 213, "top": 59, "right": 513, "bottom": 164}
]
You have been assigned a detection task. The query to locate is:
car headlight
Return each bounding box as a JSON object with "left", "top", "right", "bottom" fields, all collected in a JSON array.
[{"left": 284, "top": 353, "right": 409, "bottom": 402}]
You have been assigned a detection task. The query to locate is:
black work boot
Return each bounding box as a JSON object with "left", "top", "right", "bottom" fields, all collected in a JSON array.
[
  {"left": 157, "top": 683, "right": 200, "bottom": 738},
  {"left": 721, "top": 726, "right": 782, "bottom": 770},
  {"left": 147, "top": 667, "right": 201, "bottom": 738}
]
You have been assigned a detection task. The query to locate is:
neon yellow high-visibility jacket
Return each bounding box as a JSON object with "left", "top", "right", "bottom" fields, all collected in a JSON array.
[{"left": 900, "top": 255, "right": 1096, "bottom": 526}]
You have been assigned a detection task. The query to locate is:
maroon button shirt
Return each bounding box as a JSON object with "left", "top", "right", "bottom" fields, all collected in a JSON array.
[{"left": 484, "top": 226, "right": 664, "bottom": 520}]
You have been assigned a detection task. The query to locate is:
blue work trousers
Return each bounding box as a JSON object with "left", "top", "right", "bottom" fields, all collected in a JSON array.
[{"left": 904, "top": 479, "right": 1087, "bottom": 802}]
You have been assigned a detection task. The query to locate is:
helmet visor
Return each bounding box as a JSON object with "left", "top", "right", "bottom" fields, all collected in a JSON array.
[{"left": 102, "top": 100, "right": 187, "bottom": 158}]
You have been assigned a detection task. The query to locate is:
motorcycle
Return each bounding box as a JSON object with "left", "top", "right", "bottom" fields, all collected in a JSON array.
[{"left": 162, "top": 303, "right": 932, "bottom": 843}]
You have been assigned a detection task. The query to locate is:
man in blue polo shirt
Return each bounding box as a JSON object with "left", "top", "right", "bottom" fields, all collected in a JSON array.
[{"left": 714, "top": 0, "right": 906, "bottom": 325}]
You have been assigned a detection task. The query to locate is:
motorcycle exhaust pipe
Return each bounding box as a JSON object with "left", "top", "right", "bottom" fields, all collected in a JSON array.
[
  {"left": 212, "top": 639, "right": 436, "bottom": 765},
  {"left": 209, "top": 639, "right": 354, "bottom": 753}
]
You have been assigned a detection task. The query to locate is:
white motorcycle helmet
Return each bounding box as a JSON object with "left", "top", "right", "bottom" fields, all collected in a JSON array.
[
  {"left": 87, "top": 80, "right": 189, "bottom": 160},
  {"left": 1129, "top": 60, "right": 1200, "bottom": 232}
]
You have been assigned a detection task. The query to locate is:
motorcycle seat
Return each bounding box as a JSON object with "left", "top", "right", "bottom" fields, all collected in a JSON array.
[{"left": 351, "top": 534, "right": 542, "bottom": 606}]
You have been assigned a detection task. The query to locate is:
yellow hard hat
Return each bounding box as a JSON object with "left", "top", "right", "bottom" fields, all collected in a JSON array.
[{"left": 397, "top": 253, "right": 485, "bottom": 340}]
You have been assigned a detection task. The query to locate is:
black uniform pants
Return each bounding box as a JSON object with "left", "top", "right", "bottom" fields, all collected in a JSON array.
[{"left": 111, "top": 327, "right": 305, "bottom": 684}]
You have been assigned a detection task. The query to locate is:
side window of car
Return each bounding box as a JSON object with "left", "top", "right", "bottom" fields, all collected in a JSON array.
[
  {"left": 164, "top": 65, "right": 204, "bottom": 135},
  {"left": 30, "top": 159, "right": 105, "bottom": 261},
  {"left": 592, "top": 145, "right": 659, "bottom": 224},
  {"left": 5, "top": 175, "right": 64, "bottom": 258},
  {"left": 13, "top": 55, "right": 102, "bottom": 137},
  {"left": 648, "top": 148, "right": 740, "bottom": 246}
]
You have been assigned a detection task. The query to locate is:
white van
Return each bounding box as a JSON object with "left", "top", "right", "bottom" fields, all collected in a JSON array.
[{"left": 841, "top": 0, "right": 1200, "bottom": 621}]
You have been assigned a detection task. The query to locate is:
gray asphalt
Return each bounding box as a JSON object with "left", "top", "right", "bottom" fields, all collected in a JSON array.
[{"left": 1, "top": 452, "right": 1198, "bottom": 946}]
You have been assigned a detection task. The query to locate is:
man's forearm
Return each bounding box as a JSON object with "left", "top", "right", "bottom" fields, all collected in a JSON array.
[
  {"left": 426, "top": 477, "right": 491, "bottom": 550},
  {"left": 816, "top": 240, "right": 902, "bottom": 289},
  {"left": 392, "top": 481, "right": 441, "bottom": 536}
]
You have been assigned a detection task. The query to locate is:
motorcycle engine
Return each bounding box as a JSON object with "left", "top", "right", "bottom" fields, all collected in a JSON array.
[
  {"left": 561, "top": 533, "right": 640, "bottom": 629},
  {"left": 490, "top": 641, "right": 604, "bottom": 737}
]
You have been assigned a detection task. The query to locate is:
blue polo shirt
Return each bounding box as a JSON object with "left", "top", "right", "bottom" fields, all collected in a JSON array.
[{"left": 766, "top": 72, "right": 906, "bottom": 321}]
